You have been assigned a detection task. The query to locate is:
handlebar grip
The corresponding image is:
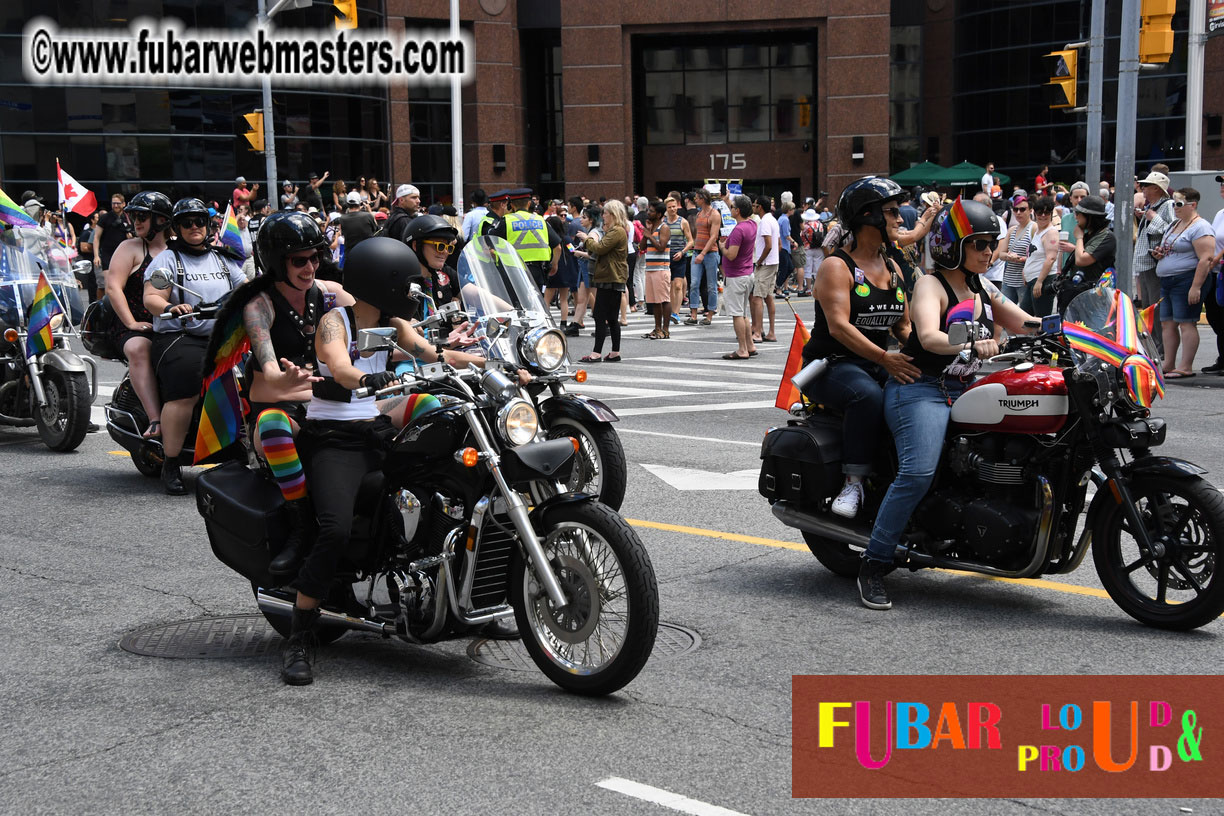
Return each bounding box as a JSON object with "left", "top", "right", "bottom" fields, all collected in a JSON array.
[
  {"left": 353, "top": 387, "right": 374, "bottom": 399},
  {"left": 158, "top": 312, "right": 174, "bottom": 320}
]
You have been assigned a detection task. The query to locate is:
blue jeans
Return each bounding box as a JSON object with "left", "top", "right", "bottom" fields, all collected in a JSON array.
[
  {"left": 865, "top": 376, "right": 961, "bottom": 563},
  {"left": 804, "top": 360, "right": 887, "bottom": 477},
  {"left": 690, "top": 252, "right": 719, "bottom": 313},
  {"left": 1001, "top": 283, "right": 1025, "bottom": 304}
]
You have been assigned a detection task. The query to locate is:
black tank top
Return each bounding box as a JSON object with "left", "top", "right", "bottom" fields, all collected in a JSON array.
[
  {"left": 803, "top": 249, "right": 905, "bottom": 364},
  {"left": 123, "top": 239, "right": 154, "bottom": 323},
  {"left": 901, "top": 272, "right": 995, "bottom": 377},
  {"left": 268, "top": 285, "right": 325, "bottom": 368}
]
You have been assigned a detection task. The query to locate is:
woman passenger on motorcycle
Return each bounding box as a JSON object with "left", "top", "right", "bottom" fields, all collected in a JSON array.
[
  {"left": 857, "top": 198, "right": 1037, "bottom": 611},
  {"left": 402, "top": 214, "right": 460, "bottom": 310},
  {"left": 143, "top": 198, "right": 247, "bottom": 495},
  {"left": 105, "top": 191, "right": 172, "bottom": 439},
  {"left": 801, "top": 177, "right": 921, "bottom": 519}
]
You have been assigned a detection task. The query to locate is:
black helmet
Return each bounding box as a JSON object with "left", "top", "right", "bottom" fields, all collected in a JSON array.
[
  {"left": 929, "top": 198, "right": 1001, "bottom": 270},
  {"left": 836, "top": 176, "right": 904, "bottom": 236},
  {"left": 170, "top": 197, "right": 211, "bottom": 244},
  {"left": 402, "top": 214, "right": 459, "bottom": 268},
  {"left": 255, "top": 211, "right": 327, "bottom": 285},
  {"left": 124, "top": 191, "right": 172, "bottom": 233},
  {"left": 342, "top": 237, "right": 422, "bottom": 318}
]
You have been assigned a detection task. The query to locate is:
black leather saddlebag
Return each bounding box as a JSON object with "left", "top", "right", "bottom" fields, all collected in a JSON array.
[
  {"left": 196, "top": 461, "right": 285, "bottom": 586},
  {"left": 758, "top": 419, "right": 843, "bottom": 508}
]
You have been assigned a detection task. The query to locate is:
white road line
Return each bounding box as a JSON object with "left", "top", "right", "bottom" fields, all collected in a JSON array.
[
  {"left": 580, "top": 373, "right": 764, "bottom": 390},
  {"left": 605, "top": 362, "right": 785, "bottom": 382},
  {"left": 616, "top": 399, "right": 779, "bottom": 417},
  {"left": 617, "top": 428, "right": 760, "bottom": 446},
  {"left": 572, "top": 384, "right": 692, "bottom": 399},
  {"left": 596, "top": 778, "right": 751, "bottom": 816},
  {"left": 637, "top": 354, "right": 788, "bottom": 368},
  {"left": 596, "top": 387, "right": 774, "bottom": 403}
]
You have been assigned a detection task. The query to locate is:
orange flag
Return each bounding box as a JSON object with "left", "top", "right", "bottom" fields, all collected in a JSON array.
[{"left": 774, "top": 314, "right": 812, "bottom": 410}]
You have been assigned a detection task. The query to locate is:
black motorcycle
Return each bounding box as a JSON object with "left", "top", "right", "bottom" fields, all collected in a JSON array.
[{"left": 196, "top": 325, "right": 659, "bottom": 696}]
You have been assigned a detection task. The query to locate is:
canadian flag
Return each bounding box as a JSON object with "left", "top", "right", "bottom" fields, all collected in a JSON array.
[{"left": 57, "top": 160, "right": 97, "bottom": 217}]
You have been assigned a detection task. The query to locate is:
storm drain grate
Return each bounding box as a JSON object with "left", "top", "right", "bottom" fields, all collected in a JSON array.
[
  {"left": 119, "top": 615, "right": 282, "bottom": 659},
  {"left": 468, "top": 622, "right": 701, "bottom": 671}
]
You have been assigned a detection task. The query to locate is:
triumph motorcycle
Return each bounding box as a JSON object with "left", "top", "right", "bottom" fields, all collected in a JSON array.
[
  {"left": 761, "top": 285, "right": 1224, "bottom": 630},
  {"left": 196, "top": 321, "right": 659, "bottom": 696},
  {"left": 454, "top": 236, "right": 627, "bottom": 510}
]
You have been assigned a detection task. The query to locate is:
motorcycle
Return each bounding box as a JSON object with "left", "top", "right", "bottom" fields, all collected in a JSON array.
[
  {"left": 454, "top": 236, "right": 628, "bottom": 510},
  {"left": 195, "top": 319, "right": 660, "bottom": 696},
  {"left": 761, "top": 285, "right": 1224, "bottom": 631},
  {"left": 0, "top": 260, "right": 97, "bottom": 452}
]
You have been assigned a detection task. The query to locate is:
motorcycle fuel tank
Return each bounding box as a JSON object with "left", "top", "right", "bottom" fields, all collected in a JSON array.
[{"left": 950, "top": 364, "right": 1068, "bottom": 434}]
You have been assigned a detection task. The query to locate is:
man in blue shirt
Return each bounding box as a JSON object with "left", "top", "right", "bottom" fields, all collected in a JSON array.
[{"left": 461, "top": 188, "right": 488, "bottom": 241}]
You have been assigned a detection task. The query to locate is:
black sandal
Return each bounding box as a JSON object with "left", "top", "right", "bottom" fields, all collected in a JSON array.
[{"left": 143, "top": 420, "right": 162, "bottom": 439}]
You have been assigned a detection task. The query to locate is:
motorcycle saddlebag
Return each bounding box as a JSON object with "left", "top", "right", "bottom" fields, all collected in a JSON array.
[
  {"left": 195, "top": 461, "right": 285, "bottom": 586},
  {"left": 758, "top": 419, "right": 843, "bottom": 508}
]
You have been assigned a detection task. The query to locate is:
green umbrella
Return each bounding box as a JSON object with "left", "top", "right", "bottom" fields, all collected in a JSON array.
[
  {"left": 889, "top": 161, "right": 946, "bottom": 187},
  {"left": 930, "top": 161, "right": 1011, "bottom": 187}
]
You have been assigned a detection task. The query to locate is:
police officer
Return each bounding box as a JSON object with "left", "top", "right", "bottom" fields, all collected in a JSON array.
[
  {"left": 490, "top": 188, "right": 561, "bottom": 289},
  {"left": 477, "top": 189, "right": 511, "bottom": 237}
]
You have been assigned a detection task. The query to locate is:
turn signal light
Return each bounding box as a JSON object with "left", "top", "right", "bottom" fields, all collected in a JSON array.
[
  {"left": 461, "top": 447, "right": 480, "bottom": 468},
  {"left": 3, "top": 328, "right": 17, "bottom": 343},
  {"left": 569, "top": 436, "right": 580, "bottom": 452},
  {"left": 574, "top": 369, "right": 587, "bottom": 383}
]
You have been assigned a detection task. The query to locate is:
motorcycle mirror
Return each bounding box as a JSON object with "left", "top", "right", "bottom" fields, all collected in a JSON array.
[
  {"left": 148, "top": 269, "right": 173, "bottom": 290},
  {"left": 357, "top": 327, "right": 397, "bottom": 352},
  {"left": 947, "top": 322, "right": 971, "bottom": 346},
  {"left": 72, "top": 259, "right": 93, "bottom": 275}
]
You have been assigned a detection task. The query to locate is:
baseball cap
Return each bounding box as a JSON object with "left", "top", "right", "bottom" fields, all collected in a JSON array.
[
  {"left": 1070, "top": 181, "right": 1091, "bottom": 194},
  {"left": 374, "top": 211, "right": 388, "bottom": 221},
  {"left": 346, "top": 191, "right": 362, "bottom": 204},
  {"left": 328, "top": 211, "right": 341, "bottom": 222},
  {"left": 395, "top": 184, "right": 420, "bottom": 199}
]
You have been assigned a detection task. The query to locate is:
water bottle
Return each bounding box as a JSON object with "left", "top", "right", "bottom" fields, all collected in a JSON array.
[{"left": 791, "top": 357, "right": 829, "bottom": 395}]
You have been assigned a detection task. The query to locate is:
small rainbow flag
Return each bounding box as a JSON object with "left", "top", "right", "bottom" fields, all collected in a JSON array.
[
  {"left": 1115, "top": 289, "right": 1140, "bottom": 353},
  {"left": 219, "top": 204, "right": 246, "bottom": 257},
  {"left": 1139, "top": 300, "right": 1161, "bottom": 335},
  {"left": 194, "top": 369, "right": 243, "bottom": 464},
  {"left": 0, "top": 187, "right": 38, "bottom": 229},
  {"left": 1097, "top": 267, "right": 1115, "bottom": 290},
  {"left": 939, "top": 196, "right": 973, "bottom": 247},
  {"left": 1121, "top": 355, "right": 1165, "bottom": 408},
  {"left": 1064, "top": 322, "right": 1130, "bottom": 367},
  {"left": 946, "top": 297, "right": 977, "bottom": 324},
  {"left": 25, "top": 271, "right": 63, "bottom": 357}
]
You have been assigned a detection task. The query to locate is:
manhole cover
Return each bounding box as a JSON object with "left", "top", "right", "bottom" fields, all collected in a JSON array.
[
  {"left": 467, "top": 622, "right": 701, "bottom": 671},
  {"left": 119, "top": 615, "right": 282, "bottom": 659}
]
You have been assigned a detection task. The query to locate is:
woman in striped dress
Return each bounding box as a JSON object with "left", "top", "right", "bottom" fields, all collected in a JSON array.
[
  {"left": 998, "top": 195, "right": 1033, "bottom": 303},
  {"left": 640, "top": 200, "right": 672, "bottom": 339}
]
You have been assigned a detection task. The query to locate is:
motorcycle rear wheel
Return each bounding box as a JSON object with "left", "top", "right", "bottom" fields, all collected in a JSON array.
[
  {"left": 803, "top": 532, "right": 864, "bottom": 578},
  {"left": 35, "top": 368, "right": 90, "bottom": 452},
  {"left": 1092, "top": 475, "right": 1224, "bottom": 631},
  {"left": 539, "top": 416, "right": 627, "bottom": 511},
  {"left": 512, "top": 501, "right": 658, "bottom": 696}
]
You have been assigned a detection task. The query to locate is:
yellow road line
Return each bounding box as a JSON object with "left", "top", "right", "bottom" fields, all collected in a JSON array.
[
  {"left": 626, "top": 517, "right": 1111, "bottom": 600},
  {"left": 107, "top": 450, "right": 216, "bottom": 469}
]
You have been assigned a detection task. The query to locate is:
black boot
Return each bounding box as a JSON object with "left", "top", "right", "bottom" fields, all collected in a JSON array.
[
  {"left": 270, "top": 499, "right": 314, "bottom": 576},
  {"left": 857, "top": 558, "right": 893, "bottom": 611},
  {"left": 161, "top": 454, "right": 186, "bottom": 496},
  {"left": 281, "top": 606, "right": 320, "bottom": 686},
  {"left": 479, "top": 616, "right": 521, "bottom": 640}
]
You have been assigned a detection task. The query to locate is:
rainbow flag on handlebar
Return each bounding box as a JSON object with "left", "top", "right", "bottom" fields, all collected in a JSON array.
[
  {"left": 25, "top": 271, "right": 63, "bottom": 357},
  {"left": 1062, "top": 322, "right": 1129, "bottom": 367}
]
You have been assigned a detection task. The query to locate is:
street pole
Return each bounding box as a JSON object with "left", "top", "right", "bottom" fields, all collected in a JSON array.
[
  {"left": 1085, "top": 0, "right": 1105, "bottom": 187},
  {"left": 1186, "top": 0, "right": 1206, "bottom": 171},
  {"left": 256, "top": 0, "right": 279, "bottom": 202},
  {"left": 1112, "top": 0, "right": 1141, "bottom": 297},
  {"left": 449, "top": 0, "right": 464, "bottom": 213}
]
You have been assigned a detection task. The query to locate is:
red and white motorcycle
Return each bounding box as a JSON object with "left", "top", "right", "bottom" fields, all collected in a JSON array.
[{"left": 761, "top": 285, "right": 1224, "bottom": 630}]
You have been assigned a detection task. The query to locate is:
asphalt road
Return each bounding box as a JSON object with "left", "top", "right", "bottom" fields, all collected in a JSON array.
[{"left": 2, "top": 305, "right": 1222, "bottom": 815}]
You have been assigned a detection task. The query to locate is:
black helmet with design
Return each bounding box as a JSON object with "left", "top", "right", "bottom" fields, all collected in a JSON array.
[
  {"left": 255, "top": 211, "right": 327, "bottom": 286},
  {"left": 124, "top": 191, "right": 173, "bottom": 234},
  {"left": 929, "top": 198, "right": 1001, "bottom": 271},
  {"left": 342, "top": 237, "right": 422, "bottom": 318},
  {"left": 836, "top": 176, "right": 905, "bottom": 237}
]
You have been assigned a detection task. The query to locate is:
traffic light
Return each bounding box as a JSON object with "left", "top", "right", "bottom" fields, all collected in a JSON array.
[
  {"left": 1042, "top": 49, "right": 1078, "bottom": 109},
  {"left": 242, "top": 110, "right": 264, "bottom": 153},
  {"left": 333, "top": 0, "right": 357, "bottom": 30},
  {"left": 1139, "top": 0, "right": 1175, "bottom": 63}
]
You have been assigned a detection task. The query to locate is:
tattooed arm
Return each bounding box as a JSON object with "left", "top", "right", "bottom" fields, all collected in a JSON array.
[
  {"left": 315, "top": 309, "right": 365, "bottom": 390},
  {"left": 388, "top": 318, "right": 486, "bottom": 368}
]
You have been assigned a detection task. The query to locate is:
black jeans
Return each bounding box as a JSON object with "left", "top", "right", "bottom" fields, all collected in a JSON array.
[
  {"left": 592, "top": 286, "right": 622, "bottom": 354},
  {"left": 1202, "top": 275, "right": 1224, "bottom": 363}
]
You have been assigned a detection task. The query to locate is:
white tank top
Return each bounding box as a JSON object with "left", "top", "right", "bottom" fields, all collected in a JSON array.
[{"left": 306, "top": 307, "right": 390, "bottom": 421}]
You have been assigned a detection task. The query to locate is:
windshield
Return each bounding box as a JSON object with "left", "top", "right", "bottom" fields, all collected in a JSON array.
[
  {"left": 456, "top": 235, "right": 558, "bottom": 363},
  {"left": 1063, "top": 285, "right": 1164, "bottom": 406}
]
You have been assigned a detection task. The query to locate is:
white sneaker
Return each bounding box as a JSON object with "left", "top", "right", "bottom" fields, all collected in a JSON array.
[{"left": 831, "top": 481, "right": 864, "bottom": 519}]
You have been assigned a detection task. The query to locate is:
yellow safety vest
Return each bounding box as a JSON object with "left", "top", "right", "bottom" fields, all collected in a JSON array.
[
  {"left": 503, "top": 212, "right": 551, "bottom": 263},
  {"left": 478, "top": 213, "right": 499, "bottom": 236}
]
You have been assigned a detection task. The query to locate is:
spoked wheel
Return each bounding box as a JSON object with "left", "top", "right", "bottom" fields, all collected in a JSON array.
[
  {"left": 512, "top": 501, "right": 658, "bottom": 696},
  {"left": 1092, "top": 475, "right": 1224, "bottom": 631},
  {"left": 802, "top": 531, "right": 864, "bottom": 578},
  {"left": 35, "top": 368, "right": 90, "bottom": 451},
  {"left": 537, "top": 416, "right": 627, "bottom": 511}
]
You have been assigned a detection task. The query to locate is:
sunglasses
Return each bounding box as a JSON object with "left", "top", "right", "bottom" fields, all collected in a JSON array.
[
  {"left": 970, "top": 237, "right": 999, "bottom": 252},
  {"left": 287, "top": 253, "right": 324, "bottom": 269},
  {"left": 1172, "top": 200, "right": 1192, "bottom": 208},
  {"left": 178, "top": 215, "right": 209, "bottom": 229},
  {"left": 881, "top": 206, "right": 902, "bottom": 218},
  {"left": 1014, "top": 206, "right": 1029, "bottom": 212},
  {"left": 130, "top": 212, "right": 151, "bottom": 222},
  {"left": 423, "top": 239, "right": 457, "bottom": 253}
]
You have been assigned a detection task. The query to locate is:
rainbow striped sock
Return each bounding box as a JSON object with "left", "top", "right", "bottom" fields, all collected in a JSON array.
[{"left": 257, "top": 409, "right": 307, "bottom": 502}]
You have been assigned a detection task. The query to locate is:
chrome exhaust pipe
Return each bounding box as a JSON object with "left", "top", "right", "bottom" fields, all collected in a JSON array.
[
  {"left": 771, "top": 501, "right": 869, "bottom": 547},
  {"left": 256, "top": 589, "right": 394, "bottom": 637}
]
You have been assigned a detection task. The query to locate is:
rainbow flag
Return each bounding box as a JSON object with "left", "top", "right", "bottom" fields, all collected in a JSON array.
[
  {"left": 939, "top": 196, "right": 973, "bottom": 247},
  {"left": 0, "top": 187, "right": 38, "bottom": 228},
  {"left": 194, "top": 369, "right": 244, "bottom": 464},
  {"left": 1121, "top": 355, "right": 1165, "bottom": 408},
  {"left": 775, "top": 314, "right": 812, "bottom": 410},
  {"left": 1139, "top": 300, "right": 1161, "bottom": 336},
  {"left": 219, "top": 204, "right": 246, "bottom": 257},
  {"left": 1097, "top": 267, "right": 1116, "bottom": 290},
  {"left": 24, "top": 271, "right": 63, "bottom": 357},
  {"left": 1064, "top": 322, "right": 1130, "bottom": 367},
  {"left": 946, "top": 297, "right": 977, "bottom": 325},
  {"left": 1115, "top": 289, "right": 1140, "bottom": 353}
]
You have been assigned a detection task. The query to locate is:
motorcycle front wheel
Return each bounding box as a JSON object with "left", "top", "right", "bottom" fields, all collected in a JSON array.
[
  {"left": 512, "top": 500, "right": 658, "bottom": 696},
  {"left": 540, "top": 416, "right": 627, "bottom": 511},
  {"left": 35, "top": 367, "right": 91, "bottom": 452},
  {"left": 1093, "top": 475, "right": 1224, "bottom": 631}
]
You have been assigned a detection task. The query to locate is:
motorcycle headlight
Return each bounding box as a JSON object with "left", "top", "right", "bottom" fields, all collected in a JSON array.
[
  {"left": 521, "top": 327, "right": 567, "bottom": 373},
  {"left": 497, "top": 398, "right": 539, "bottom": 446}
]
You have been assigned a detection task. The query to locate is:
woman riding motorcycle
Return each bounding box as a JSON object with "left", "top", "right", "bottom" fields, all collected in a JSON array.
[
  {"left": 143, "top": 198, "right": 247, "bottom": 495},
  {"left": 106, "top": 191, "right": 172, "bottom": 439},
  {"left": 858, "top": 198, "right": 1037, "bottom": 611},
  {"left": 402, "top": 214, "right": 460, "bottom": 313},
  {"left": 801, "top": 177, "right": 921, "bottom": 519}
]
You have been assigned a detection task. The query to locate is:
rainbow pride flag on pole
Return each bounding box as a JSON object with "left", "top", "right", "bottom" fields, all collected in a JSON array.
[
  {"left": 194, "top": 369, "right": 244, "bottom": 464},
  {"left": 0, "top": 187, "right": 39, "bottom": 228},
  {"left": 25, "top": 272, "right": 63, "bottom": 357},
  {"left": 219, "top": 204, "right": 246, "bottom": 257}
]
